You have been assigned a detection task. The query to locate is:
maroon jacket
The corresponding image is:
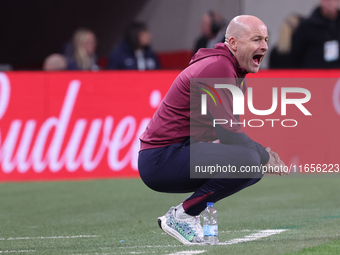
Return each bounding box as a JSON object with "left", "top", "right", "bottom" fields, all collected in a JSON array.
[{"left": 140, "top": 43, "right": 269, "bottom": 165}]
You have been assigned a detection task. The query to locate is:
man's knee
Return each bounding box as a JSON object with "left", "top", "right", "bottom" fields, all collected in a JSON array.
[
  {"left": 240, "top": 149, "right": 263, "bottom": 179},
  {"left": 242, "top": 149, "right": 261, "bottom": 167}
]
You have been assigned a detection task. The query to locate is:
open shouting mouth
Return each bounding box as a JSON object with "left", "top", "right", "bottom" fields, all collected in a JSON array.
[{"left": 252, "top": 54, "right": 265, "bottom": 66}]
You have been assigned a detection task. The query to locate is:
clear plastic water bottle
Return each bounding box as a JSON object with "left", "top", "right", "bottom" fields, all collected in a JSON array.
[{"left": 203, "top": 202, "right": 218, "bottom": 245}]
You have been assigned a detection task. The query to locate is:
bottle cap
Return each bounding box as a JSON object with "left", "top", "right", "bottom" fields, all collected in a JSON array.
[{"left": 207, "top": 202, "right": 214, "bottom": 207}]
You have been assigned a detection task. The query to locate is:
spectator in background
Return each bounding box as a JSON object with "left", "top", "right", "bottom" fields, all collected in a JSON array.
[
  {"left": 66, "top": 28, "right": 99, "bottom": 70},
  {"left": 291, "top": 0, "right": 340, "bottom": 68},
  {"left": 43, "top": 54, "right": 67, "bottom": 71},
  {"left": 107, "top": 22, "right": 160, "bottom": 70},
  {"left": 269, "top": 14, "right": 304, "bottom": 69},
  {"left": 193, "top": 11, "right": 226, "bottom": 54}
]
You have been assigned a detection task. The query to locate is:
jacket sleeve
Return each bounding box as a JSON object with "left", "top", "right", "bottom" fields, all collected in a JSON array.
[
  {"left": 205, "top": 89, "right": 269, "bottom": 166},
  {"left": 196, "top": 60, "right": 269, "bottom": 165},
  {"left": 210, "top": 112, "right": 270, "bottom": 165}
]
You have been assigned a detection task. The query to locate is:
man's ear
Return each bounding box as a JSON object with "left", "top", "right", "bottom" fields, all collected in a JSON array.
[{"left": 228, "top": 36, "right": 237, "bottom": 51}]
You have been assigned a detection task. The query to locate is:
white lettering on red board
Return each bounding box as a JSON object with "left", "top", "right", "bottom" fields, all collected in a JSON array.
[{"left": 0, "top": 73, "right": 153, "bottom": 174}]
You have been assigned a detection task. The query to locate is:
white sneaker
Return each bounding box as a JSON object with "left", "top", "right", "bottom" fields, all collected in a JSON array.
[{"left": 157, "top": 206, "right": 204, "bottom": 245}]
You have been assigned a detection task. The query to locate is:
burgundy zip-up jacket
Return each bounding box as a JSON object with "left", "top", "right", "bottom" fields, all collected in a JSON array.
[{"left": 140, "top": 43, "right": 269, "bottom": 165}]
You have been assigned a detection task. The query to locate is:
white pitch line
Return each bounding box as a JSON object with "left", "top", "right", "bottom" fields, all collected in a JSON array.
[
  {"left": 117, "top": 229, "right": 287, "bottom": 249},
  {"left": 128, "top": 252, "right": 159, "bottom": 254},
  {"left": 0, "top": 250, "right": 36, "bottom": 253},
  {"left": 0, "top": 235, "right": 100, "bottom": 241},
  {"left": 167, "top": 251, "right": 206, "bottom": 255},
  {"left": 220, "top": 229, "right": 259, "bottom": 233},
  {"left": 118, "top": 245, "right": 183, "bottom": 249},
  {"left": 218, "top": 229, "right": 287, "bottom": 245}
]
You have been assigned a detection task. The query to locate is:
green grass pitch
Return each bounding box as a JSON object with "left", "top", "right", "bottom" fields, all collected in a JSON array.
[{"left": 1, "top": 176, "right": 340, "bottom": 254}]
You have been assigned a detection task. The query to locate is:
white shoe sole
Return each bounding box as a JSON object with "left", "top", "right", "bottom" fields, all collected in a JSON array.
[{"left": 158, "top": 216, "right": 197, "bottom": 245}]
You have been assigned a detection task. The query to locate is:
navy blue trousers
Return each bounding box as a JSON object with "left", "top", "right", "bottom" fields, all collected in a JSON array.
[{"left": 138, "top": 137, "right": 263, "bottom": 216}]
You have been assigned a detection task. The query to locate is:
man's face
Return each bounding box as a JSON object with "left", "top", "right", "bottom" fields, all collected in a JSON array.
[
  {"left": 320, "top": 0, "right": 340, "bottom": 19},
  {"left": 234, "top": 24, "right": 268, "bottom": 73}
]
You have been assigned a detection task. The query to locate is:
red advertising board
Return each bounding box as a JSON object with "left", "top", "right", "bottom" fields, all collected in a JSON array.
[
  {"left": 1, "top": 70, "right": 340, "bottom": 181},
  {"left": 0, "top": 71, "right": 178, "bottom": 181},
  {"left": 243, "top": 75, "right": 340, "bottom": 172}
]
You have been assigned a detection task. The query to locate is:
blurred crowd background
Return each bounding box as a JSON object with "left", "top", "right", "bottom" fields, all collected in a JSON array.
[{"left": 1, "top": 0, "right": 340, "bottom": 71}]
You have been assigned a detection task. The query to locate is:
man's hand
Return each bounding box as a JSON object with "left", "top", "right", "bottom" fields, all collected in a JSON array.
[{"left": 264, "top": 147, "right": 289, "bottom": 176}]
